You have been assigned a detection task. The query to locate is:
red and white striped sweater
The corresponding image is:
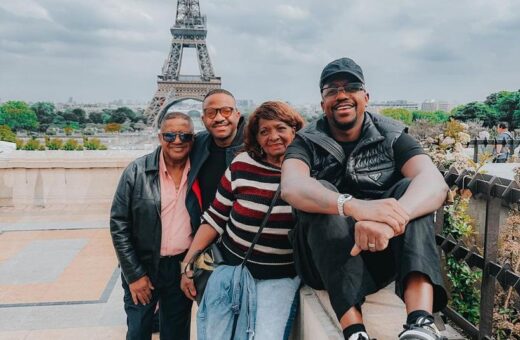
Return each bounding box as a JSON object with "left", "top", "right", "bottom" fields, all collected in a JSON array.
[{"left": 202, "top": 152, "right": 296, "bottom": 279}]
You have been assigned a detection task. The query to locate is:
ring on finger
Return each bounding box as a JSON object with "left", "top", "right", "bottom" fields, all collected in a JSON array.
[{"left": 368, "top": 243, "right": 376, "bottom": 249}]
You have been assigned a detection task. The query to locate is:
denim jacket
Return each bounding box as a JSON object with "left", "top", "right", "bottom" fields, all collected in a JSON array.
[{"left": 197, "top": 265, "right": 256, "bottom": 340}]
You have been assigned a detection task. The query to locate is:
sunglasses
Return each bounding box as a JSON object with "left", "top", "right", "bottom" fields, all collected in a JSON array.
[
  {"left": 161, "top": 132, "right": 194, "bottom": 143},
  {"left": 203, "top": 106, "right": 235, "bottom": 119}
]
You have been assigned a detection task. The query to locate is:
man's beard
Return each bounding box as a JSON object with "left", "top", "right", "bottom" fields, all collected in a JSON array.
[{"left": 331, "top": 112, "right": 358, "bottom": 131}]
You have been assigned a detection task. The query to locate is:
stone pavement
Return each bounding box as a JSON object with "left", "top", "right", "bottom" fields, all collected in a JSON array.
[{"left": 0, "top": 208, "right": 463, "bottom": 340}]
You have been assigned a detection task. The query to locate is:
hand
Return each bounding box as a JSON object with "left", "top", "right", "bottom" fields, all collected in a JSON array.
[
  {"left": 180, "top": 272, "right": 197, "bottom": 301},
  {"left": 345, "top": 198, "right": 409, "bottom": 236},
  {"left": 129, "top": 275, "right": 154, "bottom": 305},
  {"left": 350, "top": 220, "right": 395, "bottom": 256}
]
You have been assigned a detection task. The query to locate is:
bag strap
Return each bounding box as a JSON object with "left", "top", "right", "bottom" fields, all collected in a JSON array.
[{"left": 241, "top": 184, "right": 281, "bottom": 265}]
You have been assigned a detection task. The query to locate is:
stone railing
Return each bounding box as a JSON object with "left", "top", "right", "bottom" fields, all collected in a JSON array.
[{"left": 0, "top": 150, "right": 146, "bottom": 208}]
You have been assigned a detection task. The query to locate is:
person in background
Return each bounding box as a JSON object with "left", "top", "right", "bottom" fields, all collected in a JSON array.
[
  {"left": 181, "top": 101, "right": 305, "bottom": 339},
  {"left": 110, "top": 112, "right": 195, "bottom": 340},
  {"left": 493, "top": 122, "right": 513, "bottom": 163}
]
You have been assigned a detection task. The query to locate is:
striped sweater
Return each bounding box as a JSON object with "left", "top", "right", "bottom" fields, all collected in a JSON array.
[{"left": 202, "top": 152, "right": 296, "bottom": 279}]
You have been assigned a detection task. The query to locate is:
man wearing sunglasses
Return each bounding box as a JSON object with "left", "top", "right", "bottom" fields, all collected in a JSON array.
[
  {"left": 111, "top": 112, "right": 195, "bottom": 340},
  {"left": 281, "top": 58, "right": 449, "bottom": 340},
  {"left": 185, "top": 89, "right": 246, "bottom": 242}
]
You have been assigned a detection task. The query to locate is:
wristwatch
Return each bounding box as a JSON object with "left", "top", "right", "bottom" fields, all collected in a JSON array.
[{"left": 337, "top": 193, "right": 353, "bottom": 217}]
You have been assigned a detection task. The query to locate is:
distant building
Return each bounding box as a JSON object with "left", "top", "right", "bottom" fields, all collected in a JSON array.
[
  {"left": 236, "top": 99, "right": 255, "bottom": 109},
  {"left": 368, "top": 100, "right": 419, "bottom": 114},
  {"left": 421, "top": 99, "right": 453, "bottom": 112}
]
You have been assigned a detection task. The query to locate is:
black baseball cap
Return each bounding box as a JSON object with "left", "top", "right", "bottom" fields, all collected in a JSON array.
[{"left": 319, "top": 57, "right": 365, "bottom": 88}]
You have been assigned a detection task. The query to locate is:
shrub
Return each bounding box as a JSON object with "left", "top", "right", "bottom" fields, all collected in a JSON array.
[
  {"left": 105, "top": 123, "right": 121, "bottom": 133},
  {"left": 380, "top": 108, "right": 413, "bottom": 125},
  {"left": 61, "top": 139, "right": 82, "bottom": 151},
  {"left": 412, "top": 110, "right": 451, "bottom": 123},
  {"left": 15, "top": 139, "right": 24, "bottom": 150},
  {"left": 22, "top": 138, "right": 41, "bottom": 151},
  {"left": 83, "top": 137, "right": 107, "bottom": 150},
  {"left": 0, "top": 125, "right": 16, "bottom": 142},
  {"left": 443, "top": 196, "right": 482, "bottom": 325},
  {"left": 494, "top": 211, "right": 520, "bottom": 339},
  {"left": 64, "top": 126, "right": 73, "bottom": 136},
  {"left": 46, "top": 137, "right": 63, "bottom": 150}
]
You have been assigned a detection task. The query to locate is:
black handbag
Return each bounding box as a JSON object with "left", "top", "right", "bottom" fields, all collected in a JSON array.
[
  {"left": 190, "top": 239, "right": 225, "bottom": 304},
  {"left": 186, "top": 185, "right": 281, "bottom": 304}
]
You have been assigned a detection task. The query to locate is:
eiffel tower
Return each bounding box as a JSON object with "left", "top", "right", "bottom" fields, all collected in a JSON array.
[{"left": 145, "top": 0, "right": 221, "bottom": 126}]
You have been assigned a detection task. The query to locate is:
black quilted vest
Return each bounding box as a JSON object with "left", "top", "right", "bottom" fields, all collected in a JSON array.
[{"left": 297, "top": 112, "right": 405, "bottom": 199}]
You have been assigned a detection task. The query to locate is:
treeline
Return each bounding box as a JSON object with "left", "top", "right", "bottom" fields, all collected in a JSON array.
[
  {"left": 451, "top": 90, "right": 520, "bottom": 129},
  {"left": 0, "top": 101, "right": 147, "bottom": 133},
  {"left": 379, "top": 90, "right": 520, "bottom": 130}
]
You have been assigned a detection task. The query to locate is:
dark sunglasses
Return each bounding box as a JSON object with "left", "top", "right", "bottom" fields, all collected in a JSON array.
[
  {"left": 161, "top": 132, "right": 194, "bottom": 143},
  {"left": 203, "top": 106, "right": 235, "bottom": 119}
]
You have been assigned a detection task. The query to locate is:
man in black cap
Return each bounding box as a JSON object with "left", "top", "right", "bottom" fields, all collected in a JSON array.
[{"left": 281, "top": 58, "right": 449, "bottom": 340}]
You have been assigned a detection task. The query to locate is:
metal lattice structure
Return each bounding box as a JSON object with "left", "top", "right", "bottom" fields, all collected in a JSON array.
[{"left": 145, "top": 0, "right": 221, "bottom": 126}]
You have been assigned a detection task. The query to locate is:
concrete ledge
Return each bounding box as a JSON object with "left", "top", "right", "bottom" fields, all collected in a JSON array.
[
  {"left": 296, "top": 285, "right": 464, "bottom": 340},
  {"left": 0, "top": 150, "right": 147, "bottom": 208},
  {"left": 0, "top": 150, "right": 149, "bottom": 169}
]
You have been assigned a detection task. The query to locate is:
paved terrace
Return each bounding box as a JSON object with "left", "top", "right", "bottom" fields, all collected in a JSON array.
[
  {"left": 0, "top": 207, "right": 464, "bottom": 340},
  {"left": 0, "top": 150, "right": 467, "bottom": 339}
]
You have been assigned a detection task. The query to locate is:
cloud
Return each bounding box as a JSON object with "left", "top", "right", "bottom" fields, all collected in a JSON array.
[
  {"left": 0, "top": 0, "right": 52, "bottom": 21},
  {"left": 0, "top": 0, "right": 519, "bottom": 105},
  {"left": 275, "top": 5, "right": 309, "bottom": 20}
]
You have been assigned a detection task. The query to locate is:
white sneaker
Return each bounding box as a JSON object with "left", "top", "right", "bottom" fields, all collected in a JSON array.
[
  {"left": 348, "top": 331, "right": 371, "bottom": 340},
  {"left": 399, "top": 316, "right": 447, "bottom": 340}
]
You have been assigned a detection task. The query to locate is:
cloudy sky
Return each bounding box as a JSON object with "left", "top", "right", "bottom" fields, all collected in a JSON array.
[{"left": 1, "top": 0, "right": 519, "bottom": 106}]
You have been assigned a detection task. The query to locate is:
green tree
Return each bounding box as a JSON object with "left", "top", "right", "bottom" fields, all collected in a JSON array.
[
  {"left": 0, "top": 101, "right": 39, "bottom": 131},
  {"left": 494, "top": 91, "right": 520, "bottom": 130},
  {"left": 88, "top": 111, "right": 104, "bottom": 124},
  {"left": 380, "top": 108, "right": 413, "bottom": 125},
  {"left": 484, "top": 90, "right": 511, "bottom": 107},
  {"left": 31, "top": 102, "right": 56, "bottom": 132},
  {"left": 61, "top": 108, "right": 86, "bottom": 124},
  {"left": 116, "top": 107, "right": 137, "bottom": 122},
  {"left": 451, "top": 102, "right": 498, "bottom": 127},
  {"left": 109, "top": 108, "right": 130, "bottom": 124},
  {"left": 412, "top": 110, "right": 451, "bottom": 123},
  {"left": 52, "top": 114, "right": 66, "bottom": 126}
]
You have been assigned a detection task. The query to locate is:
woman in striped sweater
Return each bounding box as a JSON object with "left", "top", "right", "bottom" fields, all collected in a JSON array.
[{"left": 181, "top": 101, "right": 305, "bottom": 339}]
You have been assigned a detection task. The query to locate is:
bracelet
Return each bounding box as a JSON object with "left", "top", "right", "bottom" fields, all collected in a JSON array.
[
  {"left": 337, "top": 193, "right": 353, "bottom": 217},
  {"left": 180, "top": 261, "right": 191, "bottom": 275}
]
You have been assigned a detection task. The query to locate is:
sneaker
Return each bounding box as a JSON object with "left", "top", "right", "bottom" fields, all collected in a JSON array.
[
  {"left": 399, "top": 315, "right": 447, "bottom": 340},
  {"left": 348, "top": 331, "right": 371, "bottom": 340}
]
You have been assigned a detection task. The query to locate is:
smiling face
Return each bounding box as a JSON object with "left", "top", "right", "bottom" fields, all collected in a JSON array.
[
  {"left": 202, "top": 93, "right": 241, "bottom": 147},
  {"left": 256, "top": 118, "right": 296, "bottom": 166},
  {"left": 320, "top": 74, "right": 369, "bottom": 134},
  {"left": 158, "top": 117, "right": 193, "bottom": 164}
]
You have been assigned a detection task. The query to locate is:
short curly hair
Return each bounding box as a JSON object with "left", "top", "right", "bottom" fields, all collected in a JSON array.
[{"left": 244, "top": 101, "right": 305, "bottom": 160}]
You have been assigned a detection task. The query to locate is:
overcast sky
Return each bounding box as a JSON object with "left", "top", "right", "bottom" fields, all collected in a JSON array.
[{"left": 1, "top": 0, "right": 519, "bottom": 106}]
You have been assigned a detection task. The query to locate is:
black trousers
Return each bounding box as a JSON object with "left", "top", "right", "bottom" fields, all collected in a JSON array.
[
  {"left": 290, "top": 179, "right": 448, "bottom": 319},
  {"left": 122, "top": 255, "right": 192, "bottom": 340}
]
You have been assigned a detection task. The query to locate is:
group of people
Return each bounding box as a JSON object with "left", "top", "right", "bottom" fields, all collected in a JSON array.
[
  {"left": 478, "top": 122, "right": 515, "bottom": 163},
  {"left": 110, "top": 57, "right": 450, "bottom": 340}
]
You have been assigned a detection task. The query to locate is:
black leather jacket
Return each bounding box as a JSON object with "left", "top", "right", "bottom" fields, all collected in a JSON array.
[
  {"left": 110, "top": 147, "right": 165, "bottom": 284},
  {"left": 185, "top": 117, "right": 245, "bottom": 231},
  {"left": 297, "top": 112, "right": 405, "bottom": 199}
]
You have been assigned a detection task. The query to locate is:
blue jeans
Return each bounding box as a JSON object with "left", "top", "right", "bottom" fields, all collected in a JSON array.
[
  {"left": 122, "top": 256, "right": 192, "bottom": 340},
  {"left": 254, "top": 276, "right": 301, "bottom": 340},
  {"left": 197, "top": 265, "right": 256, "bottom": 340}
]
